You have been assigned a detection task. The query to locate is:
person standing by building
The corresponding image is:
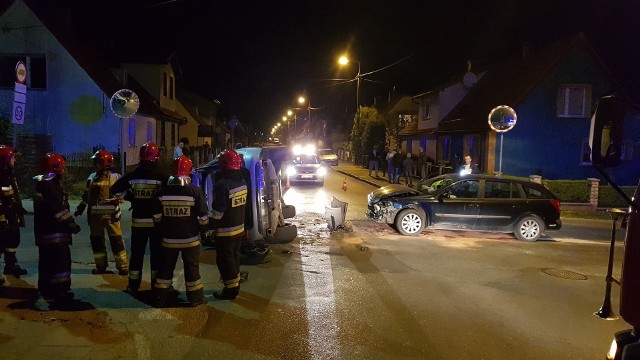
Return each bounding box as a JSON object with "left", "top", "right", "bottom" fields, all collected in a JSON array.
[
  {"left": 33, "top": 153, "right": 81, "bottom": 306},
  {"left": 74, "top": 149, "right": 128, "bottom": 275},
  {"left": 210, "top": 149, "right": 247, "bottom": 300},
  {"left": 386, "top": 148, "right": 396, "bottom": 183},
  {"left": 403, "top": 153, "right": 415, "bottom": 187},
  {"left": 0, "top": 145, "right": 28, "bottom": 282},
  {"left": 368, "top": 144, "right": 380, "bottom": 177},
  {"left": 152, "top": 155, "right": 208, "bottom": 307},
  {"left": 392, "top": 150, "right": 404, "bottom": 184},
  {"left": 417, "top": 147, "right": 427, "bottom": 179},
  {"left": 111, "top": 142, "right": 166, "bottom": 294},
  {"left": 380, "top": 146, "right": 389, "bottom": 178}
]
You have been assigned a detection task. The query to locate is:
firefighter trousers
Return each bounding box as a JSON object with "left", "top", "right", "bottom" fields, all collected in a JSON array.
[
  {"left": 128, "top": 227, "right": 161, "bottom": 290},
  {"left": 88, "top": 214, "right": 128, "bottom": 273},
  {"left": 215, "top": 235, "right": 241, "bottom": 289},
  {"left": 1, "top": 227, "right": 21, "bottom": 269},
  {"left": 155, "top": 246, "right": 203, "bottom": 304},
  {"left": 37, "top": 243, "right": 71, "bottom": 300}
]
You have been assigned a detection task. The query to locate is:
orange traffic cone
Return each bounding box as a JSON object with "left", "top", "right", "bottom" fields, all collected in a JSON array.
[{"left": 341, "top": 177, "right": 347, "bottom": 191}]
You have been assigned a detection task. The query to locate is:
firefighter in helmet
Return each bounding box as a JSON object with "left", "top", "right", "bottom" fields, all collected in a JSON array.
[
  {"left": 75, "top": 149, "right": 128, "bottom": 275},
  {"left": 0, "top": 145, "right": 28, "bottom": 283},
  {"left": 111, "top": 142, "right": 167, "bottom": 294},
  {"left": 152, "top": 155, "right": 209, "bottom": 307},
  {"left": 33, "top": 153, "right": 81, "bottom": 305},
  {"left": 210, "top": 149, "right": 247, "bottom": 300}
]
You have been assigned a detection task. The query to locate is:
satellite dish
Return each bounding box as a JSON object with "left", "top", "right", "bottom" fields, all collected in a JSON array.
[
  {"left": 463, "top": 72, "right": 477, "bottom": 88},
  {"left": 110, "top": 89, "right": 140, "bottom": 119},
  {"left": 488, "top": 105, "right": 517, "bottom": 133}
]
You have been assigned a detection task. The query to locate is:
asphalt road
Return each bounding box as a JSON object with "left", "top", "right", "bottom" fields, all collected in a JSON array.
[{"left": 0, "top": 166, "right": 630, "bottom": 360}]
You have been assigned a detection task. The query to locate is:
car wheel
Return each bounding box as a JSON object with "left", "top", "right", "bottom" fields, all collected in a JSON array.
[
  {"left": 395, "top": 208, "right": 424, "bottom": 236},
  {"left": 282, "top": 204, "right": 296, "bottom": 219},
  {"left": 514, "top": 215, "right": 544, "bottom": 242},
  {"left": 267, "top": 223, "right": 298, "bottom": 244}
]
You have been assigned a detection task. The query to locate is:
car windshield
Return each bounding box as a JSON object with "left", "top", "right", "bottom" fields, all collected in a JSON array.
[
  {"left": 292, "top": 154, "right": 319, "bottom": 164},
  {"left": 415, "top": 175, "right": 456, "bottom": 195}
]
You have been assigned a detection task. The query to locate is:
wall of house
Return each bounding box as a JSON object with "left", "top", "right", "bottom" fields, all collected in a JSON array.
[
  {"left": 494, "top": 45, "right": 640, "bottom": 185},
  {"left": 121, "top": 114, "right": 156, "bottom": 169},
  {"left": 0, "top": 0, "right": 120, "bottom": 155}
]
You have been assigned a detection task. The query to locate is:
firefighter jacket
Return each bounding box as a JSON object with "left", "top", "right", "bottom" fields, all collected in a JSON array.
[
  {"left": 79, "top": 170, "right": 121, "bottom": 218},
  {"left": 111, "top": 161, "right": 166, "bottom": 229},
  {"left": 33, "top": 174, "right": 79, "bottom": 245},
  {"left": 210, "top": 170, "right": 247, "bottom": 239},
  {"left": 0, "top": 169, "right": 25, "bottom": 230},
  {"left": 152, "top": 178, "right": 209, "bottom": 248}
]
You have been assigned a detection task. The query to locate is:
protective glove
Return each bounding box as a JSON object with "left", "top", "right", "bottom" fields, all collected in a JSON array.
[
  {"left": 74, "top": 202, "right": 87, "bottom": 217},
  {"left": 69, "top": 223, "right": 81, "bottom": 234}
]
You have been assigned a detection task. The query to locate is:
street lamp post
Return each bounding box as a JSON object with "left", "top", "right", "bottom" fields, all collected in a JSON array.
[
  {"left": 298, "top": 96, "right": 311, "bottom": 124},
  {"left": 338, "top": 55, "right": 361, "bottom": 117}
]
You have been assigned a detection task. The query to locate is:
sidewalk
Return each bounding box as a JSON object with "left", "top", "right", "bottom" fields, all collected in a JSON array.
[{"left": 332, "top": 159, "right": 411, "bottom": 188}]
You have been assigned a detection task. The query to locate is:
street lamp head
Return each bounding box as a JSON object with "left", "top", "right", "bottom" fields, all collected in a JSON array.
[
  {"left": 298, "top": 96, "right": 306, "bottom": 105},
  {"left": 282, "top": 116, "right": 287, "bottom": 121},
  {"left": 287, "top": 110, "right": 293, "bottom": 116},
  {"left": 338, "top": 55, "right": 349, "bottom": 65}
]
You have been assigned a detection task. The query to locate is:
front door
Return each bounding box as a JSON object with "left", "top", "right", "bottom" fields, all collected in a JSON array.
[{"left": 430, "top": 179, "right": 481, "bottom": 230}]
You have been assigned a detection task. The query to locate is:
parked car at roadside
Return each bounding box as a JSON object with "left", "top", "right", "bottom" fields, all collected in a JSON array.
[
  {"left": 317, "top": 148, "right": 339, "bottom": 166},
  {"left": 366, "top": 173, "right": 562, "bottom": 241}
]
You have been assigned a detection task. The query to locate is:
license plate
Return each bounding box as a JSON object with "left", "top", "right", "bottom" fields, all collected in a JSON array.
[{"left": 300, "top": 174, "right": 314, "bottom": 179}]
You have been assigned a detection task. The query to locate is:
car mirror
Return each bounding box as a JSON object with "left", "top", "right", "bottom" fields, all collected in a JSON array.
[{"left": 589, "top": 95, "right": 624, "bottom": 167}]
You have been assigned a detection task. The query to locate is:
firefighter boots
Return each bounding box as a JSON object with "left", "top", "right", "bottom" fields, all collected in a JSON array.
[{"left": 213, "top": 286, "right": 239, "bottom": 300}]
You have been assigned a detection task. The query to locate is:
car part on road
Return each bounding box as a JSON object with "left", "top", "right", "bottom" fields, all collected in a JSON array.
[{"left": 514, "top": 215, "right": 544, "bottom": 242}]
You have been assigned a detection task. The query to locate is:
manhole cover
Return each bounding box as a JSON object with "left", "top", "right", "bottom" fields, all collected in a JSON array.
[{"left": 542, "top": 268, "right": 588, "bottom": 280}]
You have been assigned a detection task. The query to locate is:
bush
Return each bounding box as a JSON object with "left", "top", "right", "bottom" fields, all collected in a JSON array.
[
  {"left": 542, "top": 180, "right": 590, "bottom": 202},
  {"left": 598, "top": 186, "right": 636, "bottom": 208}
]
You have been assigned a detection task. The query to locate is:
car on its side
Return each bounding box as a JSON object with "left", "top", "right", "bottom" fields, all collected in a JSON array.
[
  {"left": 366, "top": 173, "right": 562, "bottom": 241},
  {"left": 317, "top": 148, "right": 339, "bottom": 166}
]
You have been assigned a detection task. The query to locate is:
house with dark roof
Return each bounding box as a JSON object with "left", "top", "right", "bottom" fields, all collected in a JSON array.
[
  {"left": 418, "top": 34, "right": 640, "bottom": 185},
  {"left": 0, "top": 0, "right": 188, "bottom": 168}
]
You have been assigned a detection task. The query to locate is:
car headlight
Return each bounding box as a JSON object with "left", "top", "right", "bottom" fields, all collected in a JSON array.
[
  {"left": 286, "top": 165, "right": 297, "bottom": 176},
  {"left": 317, "top": 166, "right": 327, "bottom": 177},
  {"left": 607, "top": 338, "right": 617, "bottom": 360}
]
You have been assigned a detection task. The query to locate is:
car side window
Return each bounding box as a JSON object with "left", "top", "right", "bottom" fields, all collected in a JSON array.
[
  {"left": 449, "top": 180, "right": 479, "bottom": 198},
  {"left": 522, "top": 184, "right": 547, "bottom": 199},
  {"left": 485, "top": 181, "right": 516, "bottom": 199}
]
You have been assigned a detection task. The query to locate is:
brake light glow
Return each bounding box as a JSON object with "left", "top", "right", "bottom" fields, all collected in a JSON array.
[{"left": 550, "top": 199, "right": 561, "bottom": 214}]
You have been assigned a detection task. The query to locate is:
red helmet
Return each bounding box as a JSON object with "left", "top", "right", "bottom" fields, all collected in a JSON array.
[
  {"left": 0, "top": 145, "right": 17, "bottom": 169},
  {"left": 140, "top": 141, "right": 160, "bottom": 162},
  {"left": 92, "top": 149, "right": 114, "bottom": 170},
  {"left": 172, "top": 155, "right": 192, "bottom": 177},
  {"left": 41, "top": 153, "right": 66, "bottom": 175},
  {"left": 219, "top": 149, "right": 243, "bottom": 170}
]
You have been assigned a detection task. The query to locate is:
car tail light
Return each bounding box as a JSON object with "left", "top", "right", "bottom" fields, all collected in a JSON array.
[{"left": 550, "top": 199, "right": 561, "bottom": 214}]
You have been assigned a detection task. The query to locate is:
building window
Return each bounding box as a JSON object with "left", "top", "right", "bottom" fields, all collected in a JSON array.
[
  {"left": 557, "top": 84, "right": 591, "bottom": 118},
  {"left": 422, "top": 99, "right": 431, "bottom": 120},
  {"left": 146, "top": 121, "right": 153, "bottom": 142},
  {"left": 162, "top": 72, "right": 168, "bottom": 97},
  {"left": 0, "top": 54, "right": 47, "bottom": 89},
  {"left": 160, "top": 122, "right": 166, "bottom": 147},
  {"left": 128, "top": 119, "right": 136, "bottom": 147}
]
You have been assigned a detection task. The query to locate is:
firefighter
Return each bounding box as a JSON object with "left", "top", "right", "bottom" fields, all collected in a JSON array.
[
  {"left": 74, "top": 149, "right": 128, "bottom": 275},
  {"left": 111, "top": 142, "right": 166, "bottom": 294},
  {"left": 0, "top": 145, "right": 28, "bottom": 283},
  {"left": 152, "top": 155, "right": 208, "bottom": 307},
  {"left": 33, "top": 153, "right": 81, "bottom": 304},
  {"left": 210, "top": 149, "right": 247, "bottom": 300}
]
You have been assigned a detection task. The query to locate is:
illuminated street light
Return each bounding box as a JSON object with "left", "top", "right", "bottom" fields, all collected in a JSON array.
[{"left": 298, "top": 96, "right": 312, "bottom": 125}]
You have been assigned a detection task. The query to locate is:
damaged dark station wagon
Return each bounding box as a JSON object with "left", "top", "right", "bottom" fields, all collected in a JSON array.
[{"left": 366, "top": 173, "right": 562, "bottom": 241}]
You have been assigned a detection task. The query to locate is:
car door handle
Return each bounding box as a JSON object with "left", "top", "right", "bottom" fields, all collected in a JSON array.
[{"left": 466, "top": 204, "right": 479, "bottom": 207}]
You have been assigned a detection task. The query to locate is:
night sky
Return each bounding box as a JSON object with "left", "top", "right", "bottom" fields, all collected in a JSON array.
[{"left": 65, "top": 0, "right": 640, "bottom": 133}]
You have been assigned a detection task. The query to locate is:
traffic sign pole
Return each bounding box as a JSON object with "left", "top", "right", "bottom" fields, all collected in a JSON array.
[{"left": 13, "top": 61, "right": 27, "bottom": 150}]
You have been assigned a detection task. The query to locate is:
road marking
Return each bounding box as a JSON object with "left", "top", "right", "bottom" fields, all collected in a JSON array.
[{"left": 286, "top": 187, "right": 340, "bottom": 359}]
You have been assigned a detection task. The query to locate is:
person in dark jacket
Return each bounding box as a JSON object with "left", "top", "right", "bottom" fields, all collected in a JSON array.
[
  {"left": 152, "top": 155, "right": 209, "bottom": 307},
  {"left": 111, "top": 142, "right": 167, "bottom": 294},
  {"left": 33, "top": 153, "right": 81, "bottom": 306},
  {"left": 392, "top": 150, "right": 404, "bottom": 184},
  {"left": 210, "top": 149, "right": 248, "bottom": 300},
  {"left": 0, "top": 145, "right": 28, "bottom": 282},
  {"left": 403, "top": 153, "right": 415, "bottom": 187}
]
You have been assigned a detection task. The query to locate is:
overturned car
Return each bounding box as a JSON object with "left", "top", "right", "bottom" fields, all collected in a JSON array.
[{"left": 193, "top": 146, "right": 297, "bottom": 263}]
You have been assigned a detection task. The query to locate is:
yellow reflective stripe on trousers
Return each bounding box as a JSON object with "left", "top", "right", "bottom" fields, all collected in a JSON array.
[
  {"left": 186, "top": 279, "right": 204, "bottom": 291},
  {"left": 132, "top": 218, "right": 155, "bottom": 227},
  {"left": 214, "top": 224, "right": 244, "bottom": 237}
]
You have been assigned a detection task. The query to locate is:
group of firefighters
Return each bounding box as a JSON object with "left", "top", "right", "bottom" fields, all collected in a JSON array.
[{"left": 0, "top": 142, "right": 248, "bottom": 308}]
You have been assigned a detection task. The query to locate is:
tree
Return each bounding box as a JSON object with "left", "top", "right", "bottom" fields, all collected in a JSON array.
[
  {"left": 349, "top": 106, "right": 385, "bottom": 164},
  {"left": 384, "top": 111, "right": 404, "bottom": 150}
]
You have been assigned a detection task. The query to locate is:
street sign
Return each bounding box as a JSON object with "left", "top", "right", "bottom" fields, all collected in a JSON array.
[
  {"left": 12, "top": 81, "right": 26, "bottom": 125},
  {"left": 15, "top": 61, "right": 26, "bottom": 84},
  {"left": 228, "top": 117, "right": 239, "bottom": 129}
]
